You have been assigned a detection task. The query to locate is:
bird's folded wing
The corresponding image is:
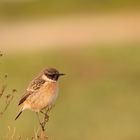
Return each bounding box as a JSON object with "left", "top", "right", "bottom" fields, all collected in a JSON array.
[
  {"left": 18, "top": 91, "right": 32, "bottom": 105},
  {"left": 18, "top": 77, "right": 46, "bottom": 105}
]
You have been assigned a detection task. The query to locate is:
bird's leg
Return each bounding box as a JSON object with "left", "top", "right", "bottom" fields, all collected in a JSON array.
[
  {"left": 47, "top": 104, "right": 55, "bottom": 112},
  {"left": 38, "top": 109, "right": 49, "bottom": 132},
  {"left": 44, "top": 108, "right": 49, "bottom": 122},
  {"left": 40, "top": 110, "right": 49, "bottom": 123},
  {"left": 44, "top": 112, "right": 49, "bottom": 122},
  {"left": 36, "top": 112, "right": 45, "bottom": 131},
  {"left": 36, "top": 112, "right": 41, "bottom": 124},
  {"left": 40, "top": 110, "right": 45, "bottom": 115},
  {"left": 38, "top": 109, "right": 49, "bottom": 131}
]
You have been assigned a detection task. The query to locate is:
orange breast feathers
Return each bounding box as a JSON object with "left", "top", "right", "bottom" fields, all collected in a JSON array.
[{"left": 42, "top": 81, "right": 58, "bottom": 96}]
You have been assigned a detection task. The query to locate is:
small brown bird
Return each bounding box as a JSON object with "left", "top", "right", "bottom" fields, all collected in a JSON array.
[{"left": 15, "top": 68, "right": 65, "bottom": 120}]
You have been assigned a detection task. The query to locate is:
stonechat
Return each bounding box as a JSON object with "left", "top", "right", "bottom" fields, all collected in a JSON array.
[{"left": 15, "top": 68, "right": 65, "bottom": 120}]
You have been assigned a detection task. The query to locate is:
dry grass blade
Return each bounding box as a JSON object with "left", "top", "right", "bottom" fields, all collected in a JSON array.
[
  {"left": 38, "top": 131, "right": 48, "bottom": 140},
  {"left": 0, "top": 85, "right": 6, "bottom": 99},
  {"left": 4, "top": 126, "right": 21, "bottom": 140},
  {"left": 32, "top": 129, "right": 48, "bottom": 140},
  {"left": 0, "top": 88, "right": 17, "bottom": 116},
  {"left": 3, "top": 89, "right": 17, "bottom": 113}
]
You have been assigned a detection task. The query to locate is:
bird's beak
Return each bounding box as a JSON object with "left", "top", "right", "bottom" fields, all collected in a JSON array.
[{"left": 59, "top": 73, "right": 65, "bottom": 76}]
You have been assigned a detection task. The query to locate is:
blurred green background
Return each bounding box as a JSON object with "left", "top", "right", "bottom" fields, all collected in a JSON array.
[
  {"left": 0, "top": 45, "right": 140, "bottom": 140},
  {"left": 0, "top": 0, "right": 139, "bottom": 19},
  {"left": 0, "top": 0, "right": 140, "bottom": 140}
]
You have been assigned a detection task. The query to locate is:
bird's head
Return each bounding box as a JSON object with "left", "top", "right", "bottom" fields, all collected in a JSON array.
[{"left": 42, "top": 68, "right": 65, "bottom": 81}]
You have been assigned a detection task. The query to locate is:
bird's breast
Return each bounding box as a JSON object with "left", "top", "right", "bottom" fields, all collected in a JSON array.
[
  {"left": 43, "top": 82, "right": 58, "bottom": 97},
  {"left": 43, "top": 81, "right": 58, "bottom": 104}
]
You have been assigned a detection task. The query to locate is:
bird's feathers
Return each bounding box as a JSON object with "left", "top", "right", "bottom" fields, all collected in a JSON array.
[
  {"left": 15, "top": 110, "right": 23, "bottom": 120},
  {"left": 18, "top": 77, "right": 45, "bottom": 105},
  {"left": 18, "top": 92, "right": 32, "bottom": 105},
  {"left": 27, "top": 78, "right": 46, "bottom": 91}
]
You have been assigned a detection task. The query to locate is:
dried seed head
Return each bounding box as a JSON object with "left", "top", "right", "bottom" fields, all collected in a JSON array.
[
  {"left": 4, "top": 74, "right": 8, "bottom": 78},
  {"left": 12, "top": 89, "right": 17, "bottom": 92}
]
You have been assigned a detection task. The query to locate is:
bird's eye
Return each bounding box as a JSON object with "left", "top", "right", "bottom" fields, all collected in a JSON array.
[{"left": 47, "top": 73, "right": 55, "bottom": 78}]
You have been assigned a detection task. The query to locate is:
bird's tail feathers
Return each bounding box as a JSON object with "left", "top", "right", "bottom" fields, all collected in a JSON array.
[{"left": 15, "top": 108, "right": 23, "bottom": 120}]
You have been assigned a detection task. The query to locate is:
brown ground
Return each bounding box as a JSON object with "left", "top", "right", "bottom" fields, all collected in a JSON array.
[{"left": 0, "top": 11, "right": 140, "bottom": 52}]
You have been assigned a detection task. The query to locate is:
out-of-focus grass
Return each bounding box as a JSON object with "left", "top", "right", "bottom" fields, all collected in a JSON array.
[
  {"left": 0, "top": 44, "right": 140, "bottom": 140},
  {"left": 0, "top": 0, "right": 140, "bottom": 19}
]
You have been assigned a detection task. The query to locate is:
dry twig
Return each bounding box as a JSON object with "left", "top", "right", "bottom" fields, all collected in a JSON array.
[{"left": 0, "top": 52, "right": 17, "bottom": 116}]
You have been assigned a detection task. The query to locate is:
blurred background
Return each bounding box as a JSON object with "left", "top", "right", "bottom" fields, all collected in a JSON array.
[{"left": 0, "top": 0, "right": 140, "bottom": 140}]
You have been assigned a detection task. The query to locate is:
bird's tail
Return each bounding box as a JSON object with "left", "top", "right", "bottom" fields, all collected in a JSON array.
[{"left": 15, "top": 109, "right": 23, "bottom": 120}]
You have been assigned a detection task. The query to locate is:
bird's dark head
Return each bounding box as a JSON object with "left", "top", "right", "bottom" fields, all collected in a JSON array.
[{"left": 43, "top": 68, "right": 65, "bottom": 81}]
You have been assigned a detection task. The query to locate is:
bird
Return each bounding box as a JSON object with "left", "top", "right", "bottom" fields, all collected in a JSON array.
[{"left": 15, "top": 68, "right": 65, "bottom": 120}]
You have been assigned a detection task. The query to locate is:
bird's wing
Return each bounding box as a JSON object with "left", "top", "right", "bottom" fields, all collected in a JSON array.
[
  {"left": 18, "top": 91, "right": 32, "bottom": 105},
  {"left": 18, "top": 78, "right": 45, "bottom": 105}
]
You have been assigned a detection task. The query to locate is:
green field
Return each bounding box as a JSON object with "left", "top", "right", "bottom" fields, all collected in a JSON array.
[
  {"left": 0, "top": 44, "right": 140, "bottom": 139},
  {"left": 0, "top": 0, "right": 140, "bottom": 19}
]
